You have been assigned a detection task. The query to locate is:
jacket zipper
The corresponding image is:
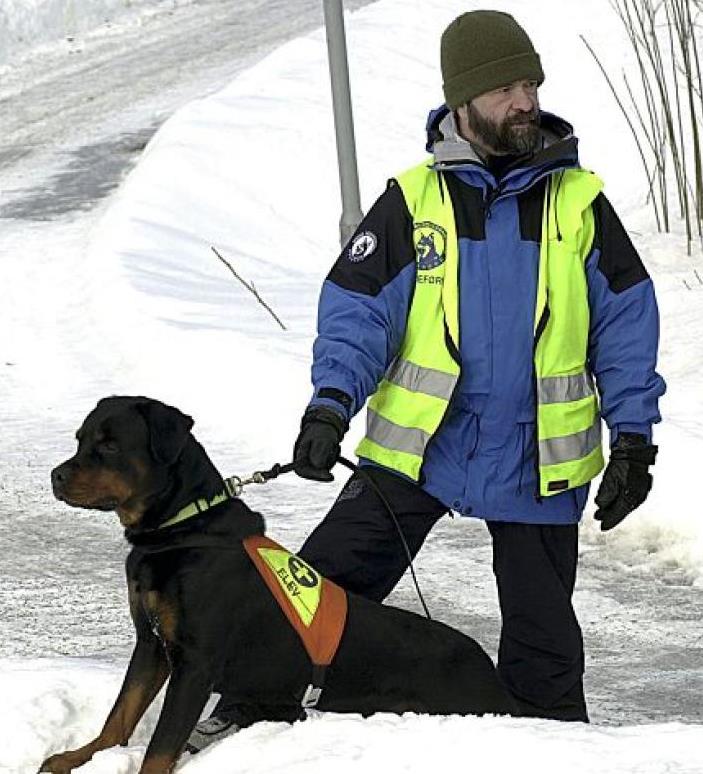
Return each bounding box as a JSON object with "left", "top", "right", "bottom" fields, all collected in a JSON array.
[{"left": 484, "top": 184, "right": 501, "bottom": 219}]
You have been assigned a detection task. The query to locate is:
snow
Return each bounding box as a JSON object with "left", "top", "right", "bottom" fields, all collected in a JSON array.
[
  {"left": 4, "top": 660, "right": 702, "bottom": 774},
  {"left": 0, "top": 0, "right": 195, "bottom": 67},
  {"left": 1, "top": 0, "right": 702, "bottom": 772},
  {"left": 87, "top": 0, "right": 703, "bottom": 583}
]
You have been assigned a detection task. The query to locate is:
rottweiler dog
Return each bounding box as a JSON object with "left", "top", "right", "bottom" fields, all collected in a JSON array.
[{"left": 40, "top": 396, "right": 514, "bottom": 774}]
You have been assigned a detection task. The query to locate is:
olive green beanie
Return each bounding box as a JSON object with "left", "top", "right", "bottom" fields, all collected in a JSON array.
[{"left": 441, "top": 10, "right": 544, "bottom": 108}]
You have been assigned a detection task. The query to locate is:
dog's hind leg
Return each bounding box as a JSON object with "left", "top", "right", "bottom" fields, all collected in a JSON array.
[{"left": 39, "top": 635, "right": 170, "bottom": 773}]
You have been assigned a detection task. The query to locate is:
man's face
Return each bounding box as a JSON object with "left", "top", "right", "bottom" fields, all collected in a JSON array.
[{"left": 456, "top": 79, "right": 540, "bottom": 156}]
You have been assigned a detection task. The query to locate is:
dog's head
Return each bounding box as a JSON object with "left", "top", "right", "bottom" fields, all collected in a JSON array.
[{"left": 51, "top": 396, "right": 194, "bottom": 528}]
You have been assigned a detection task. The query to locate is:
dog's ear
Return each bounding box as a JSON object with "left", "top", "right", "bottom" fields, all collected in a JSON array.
[{"left": 137, "top": 401, "right": 194, "bottom": 464}]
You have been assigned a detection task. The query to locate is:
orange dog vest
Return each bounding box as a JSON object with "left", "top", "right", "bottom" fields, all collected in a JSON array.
[{"left": 242, "top": 535, "right": 348, "bottom": 706}]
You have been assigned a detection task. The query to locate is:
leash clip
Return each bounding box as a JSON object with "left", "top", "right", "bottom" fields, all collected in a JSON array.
[
  {"left": 223, "top": 476, "right": 244, "bottom": 497},
  {"left": 223, "top": 471, "right": 267, "bottom": 498}
]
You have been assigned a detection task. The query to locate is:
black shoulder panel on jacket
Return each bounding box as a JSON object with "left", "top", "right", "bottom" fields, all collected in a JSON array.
[
  {"left": 517, "top": 177, "right": 547, "bottom": 242},
  {"left": 327, "top": 182, "right": 415, "bottom": 297},
  {"left": 444, "top": 172, "right": 486, "bottom": 240},
  {"left": 592, "top": 193, "right": 650, "bottom": 293}
]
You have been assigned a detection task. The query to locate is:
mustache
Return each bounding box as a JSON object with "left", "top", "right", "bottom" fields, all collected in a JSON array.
[{"left": 507, "top": 111, "right": 539, "bottom": 126}]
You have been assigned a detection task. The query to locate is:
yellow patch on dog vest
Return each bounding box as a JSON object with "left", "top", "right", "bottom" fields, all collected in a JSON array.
[
  {"left": 257, "top": 548, "right": 321, "bottom": 627},
  {"left": 243, "top": 534, "right": 348, "bottom": 668}
]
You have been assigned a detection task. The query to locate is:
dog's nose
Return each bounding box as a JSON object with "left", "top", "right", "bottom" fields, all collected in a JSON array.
[{"left": 51, "top": 464, "right": 69, "bottom": 493}]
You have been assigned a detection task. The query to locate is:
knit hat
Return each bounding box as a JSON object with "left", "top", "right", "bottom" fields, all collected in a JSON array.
[{"left": 441, "top": 11, "right": 544, "bottom": 109}]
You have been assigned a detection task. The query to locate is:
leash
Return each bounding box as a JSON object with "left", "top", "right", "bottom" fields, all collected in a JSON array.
[
  {"left": 156, "top": 462, "right": 299, "bottom": 531},
  {"left": 222, "top": 461, "right": 298, "bottom": 497},
  {"left": 232, "top": 456, "right": 432, "bottom": 620}
]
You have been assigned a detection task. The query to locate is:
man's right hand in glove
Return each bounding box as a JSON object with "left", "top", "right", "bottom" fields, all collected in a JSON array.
[{"left": 293, "top": 406, "right": 348, "bottom": 481}]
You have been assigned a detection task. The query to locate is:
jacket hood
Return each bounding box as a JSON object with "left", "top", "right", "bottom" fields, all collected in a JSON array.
[{"left": 425, "top": 104, "right": 579, "bottom": 173}]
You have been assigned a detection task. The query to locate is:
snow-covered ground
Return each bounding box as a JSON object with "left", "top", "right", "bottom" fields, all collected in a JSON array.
[
  {"left": 0, "top": 0, "right": 195, "bottom": 66},
  {"left": 1, "top": 0, "right": 702, "bottom": 772},
  {"left": 5, "top": 660, "right": 702, "bottom": 774}
]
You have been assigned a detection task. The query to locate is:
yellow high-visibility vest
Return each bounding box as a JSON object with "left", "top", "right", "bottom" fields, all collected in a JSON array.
[{"left": 355, "top": 160, "right": 605, "bottom": 497}]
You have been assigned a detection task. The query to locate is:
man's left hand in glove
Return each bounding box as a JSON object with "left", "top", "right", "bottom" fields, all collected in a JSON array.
[{"left": 594, "top": 432, "right": 658, "bottom": 531}]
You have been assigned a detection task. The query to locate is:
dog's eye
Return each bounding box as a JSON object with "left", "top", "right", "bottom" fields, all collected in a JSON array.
[{"left": 98, "top": 441, "right": 120, "bottom": 454}]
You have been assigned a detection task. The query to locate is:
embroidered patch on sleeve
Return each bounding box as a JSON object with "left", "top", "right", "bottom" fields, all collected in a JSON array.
[
  {"left": 257, "top": 548, "right": 321, "bottom": 627},
  {"left": 347, "top": 231, "right": 378, "bottom": 262}
]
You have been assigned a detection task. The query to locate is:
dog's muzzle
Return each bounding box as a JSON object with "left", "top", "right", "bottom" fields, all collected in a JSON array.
[{"left": 51, "top": 462, "right": 72, "bottom": 499}]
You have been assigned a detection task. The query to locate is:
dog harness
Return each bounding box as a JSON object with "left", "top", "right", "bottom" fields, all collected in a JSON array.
[
  {"left": 242, "top": 535, "right": 348, "bottom": 709},
  {"left": 154, "top": 475, "right": 348, "bottom": 708}
]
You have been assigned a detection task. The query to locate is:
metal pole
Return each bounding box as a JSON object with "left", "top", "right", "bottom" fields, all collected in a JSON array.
[{"left": 323, "top": 0, "right": 363, "bottom": 246}]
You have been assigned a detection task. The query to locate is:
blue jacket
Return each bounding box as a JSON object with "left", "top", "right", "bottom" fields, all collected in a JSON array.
[{"left": 309, "top": 107, "right": 666, "bottom": 524}]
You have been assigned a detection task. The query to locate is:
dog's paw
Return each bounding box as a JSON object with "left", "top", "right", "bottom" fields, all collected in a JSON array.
[{"left": 38, "top": 751, "right": 82, "bottom": 773}]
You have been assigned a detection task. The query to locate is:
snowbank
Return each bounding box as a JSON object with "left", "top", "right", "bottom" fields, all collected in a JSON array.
[{"left": 5, "top": 659, "right": 702, "bottom": 774}]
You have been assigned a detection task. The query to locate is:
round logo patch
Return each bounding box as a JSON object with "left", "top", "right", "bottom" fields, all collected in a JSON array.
[
  {"left": 347, "top": 231, "right": 378, "bottom": 262},
  {"left": 414, "top": 222, "right": 447, "bottom": 270},
  {"left": 288, "top": 556, "right": 319, "bottom": 589}
]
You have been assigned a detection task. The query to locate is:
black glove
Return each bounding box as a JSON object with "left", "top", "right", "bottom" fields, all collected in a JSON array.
[
  {"left": 594, "top": 433, "right": 658, "bottom": 531},
  {"left": 293, "top": 406, "right": 348, "bottom": 482}
]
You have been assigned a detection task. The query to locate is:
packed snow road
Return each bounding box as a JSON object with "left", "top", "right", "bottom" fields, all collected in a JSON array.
[{"left": 0, "top": 0, "right": 370, "bottom": 220}]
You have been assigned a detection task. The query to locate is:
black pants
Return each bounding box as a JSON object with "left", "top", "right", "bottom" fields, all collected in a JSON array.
[{"left": 298, "top": 466, "right": 588, "bottom": 722}]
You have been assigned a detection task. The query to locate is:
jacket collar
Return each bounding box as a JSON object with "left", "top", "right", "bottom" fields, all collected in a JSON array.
[{"left": 426, "top": 105, "right": 579, "bottom": 183}]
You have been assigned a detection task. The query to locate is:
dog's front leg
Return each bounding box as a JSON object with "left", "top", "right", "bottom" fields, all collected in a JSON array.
[
  {"left": 138, "top": 657, "right": 213, "bottom": 774},
  {"left": 39, "top": 635, "right": 169, "bottom": 773}
]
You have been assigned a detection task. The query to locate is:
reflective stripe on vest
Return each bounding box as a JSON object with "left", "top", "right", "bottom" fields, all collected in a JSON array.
[
  {"left": 540, "top": 422, "right": 602, "bottom": 466},
  {"left": 357, "top": 161, "right": 605, "bottom": 497},
  {"left": 537, "top": 371, "right": 595, "bottom": 405},
  {"left": 385, "top": 357, "right": 457, "bottom": 401},
  {"left": 365, "top": 408, "right": 431, "bottom": 457}
]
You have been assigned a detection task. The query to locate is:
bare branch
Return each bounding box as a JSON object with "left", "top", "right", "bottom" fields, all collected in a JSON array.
[
  {"left": 581, "top": 35, "right": 662, "bottom": 229},
  {"left": 211, "top": 246, "right": 287, "bottom": 331},
  {"left": 590, "top": 0, "right": 703, "bottom": 246}
]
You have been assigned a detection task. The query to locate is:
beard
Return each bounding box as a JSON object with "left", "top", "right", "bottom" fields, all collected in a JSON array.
[{"left": 466, "top": 103, "right": 541, "bottom": 155}]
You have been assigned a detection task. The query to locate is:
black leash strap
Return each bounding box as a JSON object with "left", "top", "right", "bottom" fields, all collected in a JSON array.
[
  {"left": 258, "top": 461, "right": 299, "bottom": 481},
  {"left": 336, "top": 457, "right": 432, "bottom": 620},
  {"left": 250, "top": 456, "right": 432, "bottom": 620}
]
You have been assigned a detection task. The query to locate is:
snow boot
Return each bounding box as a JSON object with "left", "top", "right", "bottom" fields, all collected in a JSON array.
[{"left": 185, "top": 713, "right": 242, "bottom": 754}]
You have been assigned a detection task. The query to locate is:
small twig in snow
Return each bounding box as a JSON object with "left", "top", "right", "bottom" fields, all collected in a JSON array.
[{"left": 211, "top": 246, "right": 287, "bottom": 331}]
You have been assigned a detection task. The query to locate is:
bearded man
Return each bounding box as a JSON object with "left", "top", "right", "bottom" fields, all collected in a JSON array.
[{"left": 192, "top": 11, "right": 664, "bottom": 745}]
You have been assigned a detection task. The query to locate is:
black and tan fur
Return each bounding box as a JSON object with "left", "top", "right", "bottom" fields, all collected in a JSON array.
[{"left": 40, "top": 396, "right": 514, "bottom": 774}]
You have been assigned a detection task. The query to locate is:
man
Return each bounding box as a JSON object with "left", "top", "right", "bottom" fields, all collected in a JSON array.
[{"left": 190, "top": 10, "right": 664, "bottom": 746}]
